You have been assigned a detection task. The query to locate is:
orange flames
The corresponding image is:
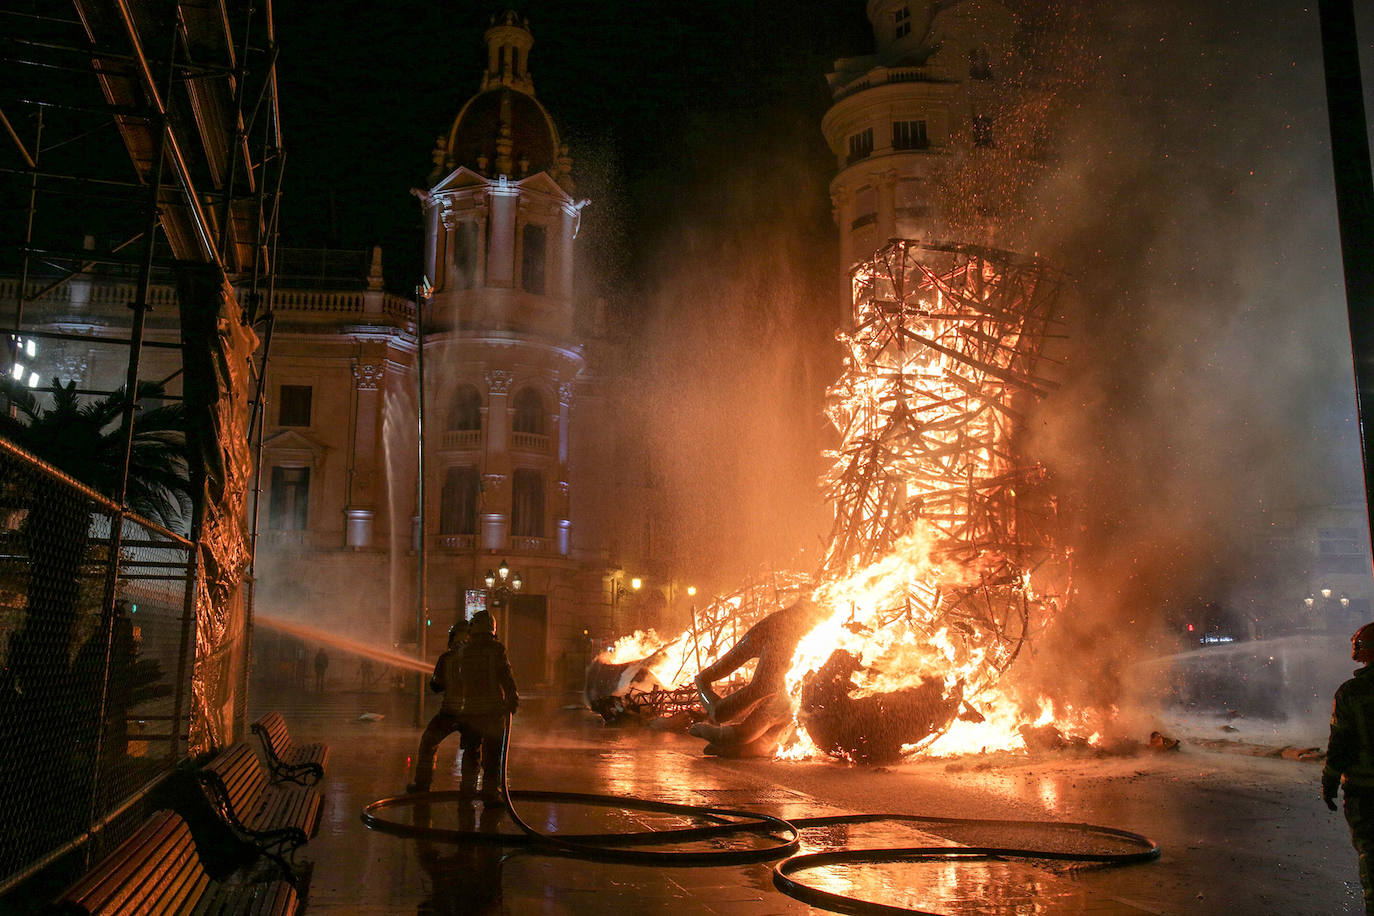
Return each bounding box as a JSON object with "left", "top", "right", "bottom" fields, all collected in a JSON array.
[{"left": 600, "top": 242, "right": 1087, "bottom": 758}]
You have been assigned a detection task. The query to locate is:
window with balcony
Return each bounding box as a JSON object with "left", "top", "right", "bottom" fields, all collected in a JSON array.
[
  {"left": 448, "top": 384, "right": 482, "bottom": 431},
  {"left": 440, "top": 466, "right": 480, "bottom": 535},
  {"left": 269, "top": 466, "right": 309, "bottom": 530},
  {"left": 278, "top": 385, "right": 312, "bottom": 427},
  {"left": 521, "top": 224, "right": 547, "bottom": 294},
  {"left": 892, "top": 119, "right": 929, "bottom": 150},
  {"left": 511, "top": 469, "right": 544, "bottom": 537},
  {"left": 847, "top": 128, "right": 874, "bottom": 165},
  {"left": 512, "top": 387, "right": 544, "bottom": 434}
]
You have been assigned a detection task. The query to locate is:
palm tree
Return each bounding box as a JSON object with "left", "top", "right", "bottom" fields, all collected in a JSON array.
[
  {"left": 0, "top": 377, "right": 191, "bottom": 871},
  {"left": 0, "top": 377, "right": 191, "bottom": 529}
]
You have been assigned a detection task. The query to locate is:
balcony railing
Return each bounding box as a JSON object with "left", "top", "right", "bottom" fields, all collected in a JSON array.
[
  {"left": 441, "top": 429, "right": 482, "bottom": 450},
  {"left": 436, "top": 534, "right": 476, "bottom": 550},
  {"left": 510, "top": 431, "right": 550, "bottom": 452},
  {"left": 509, "top": 535, "right": 552, "bottom": 553},
  {"left": 258, "top": 529, "right": 308, "bottom": 548},
  {"left": 833, "top": 64, "right": 938, "bottom": 102}
]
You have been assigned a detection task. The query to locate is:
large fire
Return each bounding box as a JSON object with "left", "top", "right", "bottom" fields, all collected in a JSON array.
[{"left": 593, "top": 241, "right": 1087, "bottom": 760}]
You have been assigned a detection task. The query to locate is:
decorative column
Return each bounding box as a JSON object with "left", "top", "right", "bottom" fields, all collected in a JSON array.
[
  {"left": 556, "top": 480, "right": 571, "bottom": 556},
  {"left": 434, "top": 201, "right": 453, "bottom": 291},
  {"left": 557, "top": 381, "right": 572, "bottom": 464},
  {"left": 481, "top": 472, "right": 508, "bottom": 550},
  {"left": 558, "top": 203, "right": 577, "bottom": 300},
  {"left": 486, "top": 369, "right": 511, "bottom": 454},
  {"left": 483, "top": 370, "right": 512, "bottom": 552},
  {"left": 346, "top": 359, "right": 384, "bottom": 548},
  {"left": 472, "top": 191, "right": 489, "bottom": 288},
  {"left": 418, "top": 190, "right": 439, "bottom": 291},
  {"left": 487, "top": 176, "right": 517, "bottom": 287}
]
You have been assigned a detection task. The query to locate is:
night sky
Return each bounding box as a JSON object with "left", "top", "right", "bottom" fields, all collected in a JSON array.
[
  {"left": 272, "top": 0, "right": 871, "bottom": 296},
  {"left": 271, "top": 1, "right": 1374, "bottom": 645}
]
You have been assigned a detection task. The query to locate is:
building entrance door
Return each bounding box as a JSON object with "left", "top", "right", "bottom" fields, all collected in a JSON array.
[{"left": 508, "top": 594, "right": 547, "bottom": 688}]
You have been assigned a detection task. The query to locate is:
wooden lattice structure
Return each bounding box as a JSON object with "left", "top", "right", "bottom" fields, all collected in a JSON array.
[{"left": 818, "top": 239, "right": 1068, "bottom": 693}]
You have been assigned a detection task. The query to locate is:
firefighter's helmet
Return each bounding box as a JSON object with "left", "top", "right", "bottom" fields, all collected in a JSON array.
[
  {"left": 1353, "top": 622, "right": 1374, "bottom": 664},
  {"left": 469, "top": 610, "right": 496, "bottom": 635}
]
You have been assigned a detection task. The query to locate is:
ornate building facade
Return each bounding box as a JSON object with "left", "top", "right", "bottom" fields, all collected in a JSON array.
[
  {"left": 251, "top": 13, "right": 621, "bottom": 688},
  {"left": 823, "top": 0, "right": 1016, "bottom": 287}
]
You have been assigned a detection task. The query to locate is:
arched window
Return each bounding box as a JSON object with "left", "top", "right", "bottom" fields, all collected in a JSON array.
[
  {"left": 512, "top": 387, "right": 544, "bottom": 434},
  {"left": 511, "top": 469, "right": 544, "bottom": 537},
  {"left": 440, "top": 467, "right": 480, "bottom": 535},
  {"left": 447, "top": 384, "right": 482, "bottom": 431}
]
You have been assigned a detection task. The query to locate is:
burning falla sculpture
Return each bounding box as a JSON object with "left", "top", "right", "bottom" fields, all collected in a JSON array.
[{"left": 587, "top": 241, "right": 1069, "bottom": 761}]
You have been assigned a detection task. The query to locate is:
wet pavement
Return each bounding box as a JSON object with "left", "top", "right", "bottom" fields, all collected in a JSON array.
[{"left": 251, "top": 674, "right": 1359, "bottom": 915}]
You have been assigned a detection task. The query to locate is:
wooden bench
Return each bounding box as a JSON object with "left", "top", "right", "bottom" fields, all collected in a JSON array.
[
  {"left": 200, "top": 742, "right": 322, "bottom": 855},
  {"left": 251, "top": 712, "right": 328, "bottom": 785},
  {"left": 49, "top": 809, "right": 298, "bottom": 915}
]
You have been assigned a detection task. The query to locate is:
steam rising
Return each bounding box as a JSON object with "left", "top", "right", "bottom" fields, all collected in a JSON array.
[{"left": 617, "top": 0, "right": 1368, "bottom": 731}]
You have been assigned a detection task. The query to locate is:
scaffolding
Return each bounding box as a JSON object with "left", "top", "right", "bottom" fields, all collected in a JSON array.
[{"left": 0, "top": 0, "right": 282, "bottom": 899}]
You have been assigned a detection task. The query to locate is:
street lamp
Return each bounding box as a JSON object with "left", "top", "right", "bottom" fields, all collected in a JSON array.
[{"left": 483, "top": 559, "right": 522, "bottom": 635}]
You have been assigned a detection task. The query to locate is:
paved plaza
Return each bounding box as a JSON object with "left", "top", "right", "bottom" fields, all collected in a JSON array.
[{"left": 252, "top": 669, "right": 1359, "bottom": 915}]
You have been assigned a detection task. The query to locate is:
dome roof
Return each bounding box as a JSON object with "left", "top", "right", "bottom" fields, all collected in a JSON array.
[
  {"left": 442, "top": 88, "right": 561, "bottom": 181},
  {"left": 429, "top": 11, "right": 573, "bottom": 190}
]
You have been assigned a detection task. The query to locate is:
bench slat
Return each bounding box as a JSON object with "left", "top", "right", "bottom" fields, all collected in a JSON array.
[
  {"left": 53, "top": 810, "right": 297, "bottom": 916},
  {"left": 203, "top": 742, "right": 321, "bottom": 842}
]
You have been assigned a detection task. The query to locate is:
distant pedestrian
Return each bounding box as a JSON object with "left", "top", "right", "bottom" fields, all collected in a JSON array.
[
  {"left": 314, "top": 648, "right": 329, "bottom": 692},
  {"left": 360, "top": 657, "right": 374, "bottom": 690},
  {"left": 1324, "top": 621, "right": 1374, "bottom": 913}
]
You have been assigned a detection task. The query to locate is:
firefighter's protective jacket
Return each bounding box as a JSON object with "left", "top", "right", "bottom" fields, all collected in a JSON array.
[
  {"left": 1325, "top": 665, "right": 1374, "bottom": 797},
  {"left": 433, "top": 631, "right": 518, "bottom": 716}
]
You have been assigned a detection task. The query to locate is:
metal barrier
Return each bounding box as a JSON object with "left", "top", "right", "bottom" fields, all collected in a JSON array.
[{"left": 0, "top": 441, "right": 197, "bottom": 891}]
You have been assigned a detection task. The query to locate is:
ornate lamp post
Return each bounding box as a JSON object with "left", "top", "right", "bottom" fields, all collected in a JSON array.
[{"left": 484, "top": 559, "right": 523, "bottom": 636}]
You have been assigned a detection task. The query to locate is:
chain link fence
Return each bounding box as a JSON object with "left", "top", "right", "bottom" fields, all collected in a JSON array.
[{"left": 0, "top": 438, "right": 198, "bottom": 893}]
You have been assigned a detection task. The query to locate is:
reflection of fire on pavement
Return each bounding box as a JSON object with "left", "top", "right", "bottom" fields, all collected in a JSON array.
[{"left": 588, "top": 241, "right": 1079, "bottom": 761}]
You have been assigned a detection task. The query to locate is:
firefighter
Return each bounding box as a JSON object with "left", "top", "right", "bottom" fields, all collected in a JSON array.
[
  {"left": 1324, "top": 621, "right": 1374, "bottom": 913},
  {"left": 407, "top": 622, "right": 469, "bottom": 795},
  {"left": 454, "top": 610, "right": 519, "bottom": 801}
]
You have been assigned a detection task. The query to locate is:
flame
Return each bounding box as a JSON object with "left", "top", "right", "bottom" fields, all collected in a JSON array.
[{"left": 604, "top": 243, "right": 1088, "bottom": 759}]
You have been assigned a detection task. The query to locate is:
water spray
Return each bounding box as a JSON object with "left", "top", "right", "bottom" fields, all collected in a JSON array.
[{"left": 256, "top": 614, "right": 432, "bottom": 674}]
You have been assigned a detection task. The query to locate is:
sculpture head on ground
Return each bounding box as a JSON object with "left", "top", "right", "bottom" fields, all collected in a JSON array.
[{"left": 688, "top": 597, "right": 828, "bottom": 758}]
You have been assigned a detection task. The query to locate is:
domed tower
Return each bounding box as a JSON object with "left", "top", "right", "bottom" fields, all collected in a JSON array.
[
  {"left": 413, "top": 11, "right": 593, "bottom": 687},
  {"left": 822, "top": 1, "right": 1015, "bottom": 296}
]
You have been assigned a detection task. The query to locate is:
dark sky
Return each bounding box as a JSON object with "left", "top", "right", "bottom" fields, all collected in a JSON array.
[{"left": 272, "top": 0, "right": 872, "bottom": 294}]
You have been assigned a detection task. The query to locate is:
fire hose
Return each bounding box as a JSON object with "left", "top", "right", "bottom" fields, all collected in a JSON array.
[{"left": 361, "top": 716, "right": 1161, "bottom": 915}]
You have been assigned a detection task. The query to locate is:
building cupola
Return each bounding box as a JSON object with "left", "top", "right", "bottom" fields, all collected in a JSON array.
[
  {"left": 481, "top": 11, "right": 535, "bottom": 96},
  {"left": 430, "top": 10, "right": 573, "bottom": 191}
]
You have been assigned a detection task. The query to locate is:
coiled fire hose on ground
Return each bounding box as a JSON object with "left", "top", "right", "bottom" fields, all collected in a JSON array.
[{"left": 362, "top": 716, "right": 1161, "bottom": 915}]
